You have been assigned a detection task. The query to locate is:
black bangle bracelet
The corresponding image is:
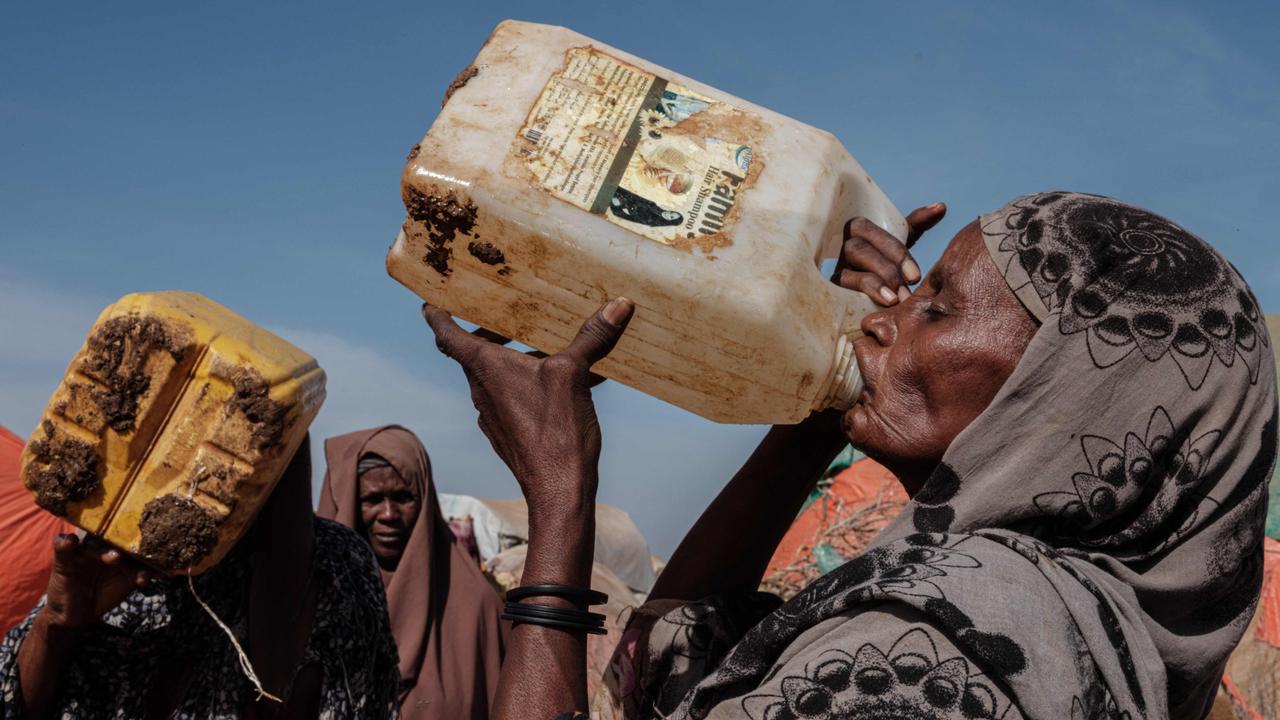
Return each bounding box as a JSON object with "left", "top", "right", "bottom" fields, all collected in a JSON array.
[
  {"left": 506, "top": 584, "right": 609, "bottom": 606},
  {"left": 502, "top": 611, "right": 603, "bottom": 634},
  {"left": 503, "top": 602, "right": 606, "bottom": 625},
  {"left": 501, "top": 609, "right": 608, "bottom": 635}
]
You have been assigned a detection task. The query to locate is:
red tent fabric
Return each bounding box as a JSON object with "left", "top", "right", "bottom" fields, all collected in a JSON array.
[
  {"left": 762, "top": 458, "right": 907, "bottom": 597},
  {"left": 0, "top": 424, "right": 73, "bottom": 633}
]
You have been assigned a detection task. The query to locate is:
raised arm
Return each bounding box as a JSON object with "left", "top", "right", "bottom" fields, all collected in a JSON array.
[
  {"left": 419, "top": 203, "right": 943, "bottom": 719},
  {"left": 14, "top": 535, "right": 151, "bottom": 719},
  {"left": 422, "top": 298, "right": 634, "bottom": 719}
]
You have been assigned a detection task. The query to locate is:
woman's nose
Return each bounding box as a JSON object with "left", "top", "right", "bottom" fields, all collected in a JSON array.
[
  {"left": 377, "top": 502, "right": 396, "bottom": 522},
  {"left": 861, "top": 309, "right": 897, "bottom": 346}
]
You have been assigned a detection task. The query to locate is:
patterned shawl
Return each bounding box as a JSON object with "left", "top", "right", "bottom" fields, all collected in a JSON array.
[
  {"left": 0, "top": 519, "right": 400, "bottom": 719},
  {"left": 612, "top": 193, "right": 1277, "bottom": 720}
]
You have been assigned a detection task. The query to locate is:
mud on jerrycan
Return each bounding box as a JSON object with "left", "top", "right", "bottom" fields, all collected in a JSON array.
[
  {"left": 388, "top": 20, "right": 907, "bottom": 424},
  {"left": 21, "top": 292, "right": 325, "bottom": 575}
]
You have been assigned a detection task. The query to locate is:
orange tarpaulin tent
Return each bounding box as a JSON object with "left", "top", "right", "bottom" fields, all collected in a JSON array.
[
  {"left": 0, "top": 424, "right": 72, "bottom": 633},
  {"left": 762, "top": 457, "right": 907, "bottom": 598}
]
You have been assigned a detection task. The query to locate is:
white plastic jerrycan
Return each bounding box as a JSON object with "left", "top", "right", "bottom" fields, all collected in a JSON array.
[{"left": 387, "top": 20, "right": 907, "bottom": 424}]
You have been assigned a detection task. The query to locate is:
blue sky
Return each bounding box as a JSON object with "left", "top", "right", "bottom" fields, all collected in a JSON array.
[{"left": 2, "top": 1, "right": 1277, "bottom": 557}]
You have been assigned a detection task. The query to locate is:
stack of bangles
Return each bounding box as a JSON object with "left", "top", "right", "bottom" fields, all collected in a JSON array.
[{"left": 501, "top": 584, "right": 609, "bottom": 635}]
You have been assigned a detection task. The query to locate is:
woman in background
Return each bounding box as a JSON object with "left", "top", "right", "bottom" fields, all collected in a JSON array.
[{"left": 318, "top": 425, "right": 506, "bottom": 719}]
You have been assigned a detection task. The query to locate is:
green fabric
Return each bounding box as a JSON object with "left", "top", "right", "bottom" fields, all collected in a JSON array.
[
  {"left": 798, "top": 446, "right": 866, "bottom": 515},
  {"left": 814, "top": 543, "right": 845, "bottom": 575}
]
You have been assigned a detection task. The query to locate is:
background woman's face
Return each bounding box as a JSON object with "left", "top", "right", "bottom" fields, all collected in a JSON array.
[
  {"left": 357, "top": 465, "right": 421, "bottom": 570},
  {"left": 844, "top": 221, "right": 1038, "bottom": 492}
]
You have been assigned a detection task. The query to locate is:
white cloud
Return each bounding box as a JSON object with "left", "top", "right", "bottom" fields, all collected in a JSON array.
[
  {"left": 265, "top": 325, "right": 519, "bottom": 503},
  {"left": 0, "top": 274, "right": 107, "bottom": 438}
]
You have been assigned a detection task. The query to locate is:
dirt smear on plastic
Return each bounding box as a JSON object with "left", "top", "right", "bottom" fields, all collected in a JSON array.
[
  {"left": 404, "top": 187, "right": 479, "bottom": 276},
  {"left": 227, "top": 367, "right": 286, "bottom": 450},
  {"left": 24, "top": 420, "right": 101, "bottom": 515},
  {"left": 138, "top": 494, "right": 219, "bottom": 570},
  {"left": 82, "top": 315, "right": 189, "bottom": 433},
  {"left": 468, "top": 240, "right": 505, "bottom": 265},
  {"left": 441, "top": 65, "right": 479, "bottom": 108}
]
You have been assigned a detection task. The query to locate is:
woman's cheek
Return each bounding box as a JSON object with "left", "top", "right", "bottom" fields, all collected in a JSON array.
[{"left": 841, "top": 405, "right": 867, "bottom": 443}]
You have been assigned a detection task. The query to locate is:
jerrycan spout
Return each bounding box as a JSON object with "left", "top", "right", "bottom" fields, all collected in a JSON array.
[{"left": 818, "top": 333, "right": 864, "bottom": 412}]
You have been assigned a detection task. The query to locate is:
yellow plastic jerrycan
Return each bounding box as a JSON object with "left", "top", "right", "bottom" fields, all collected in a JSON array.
[
  {"left": 387, "top": 20, "right": 907, "bottom": 424},
  {"left": 21, "top": 292, "right": 325, "bottom": 575}
]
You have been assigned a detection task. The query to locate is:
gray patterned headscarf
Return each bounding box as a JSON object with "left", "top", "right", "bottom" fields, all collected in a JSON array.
[{"left": 671, "top": 193, "right": 1277, "bottom": 719}]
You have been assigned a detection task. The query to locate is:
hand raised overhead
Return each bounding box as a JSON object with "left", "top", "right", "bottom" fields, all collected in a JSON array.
[{"left": 422, "top": 298, "right": 635, "bottom": 513}]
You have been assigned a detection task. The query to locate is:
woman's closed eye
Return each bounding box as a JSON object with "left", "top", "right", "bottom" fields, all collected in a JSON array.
[{"left": 919, "top": 296, "right": 951, "bottom": 319}]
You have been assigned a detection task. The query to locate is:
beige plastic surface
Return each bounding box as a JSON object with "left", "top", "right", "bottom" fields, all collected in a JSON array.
[
  {"left": 388, "top": 20, "right": 906, "bottom": 424},
  {"left": 20, "top": 292, "right": 325, "bottom": 575}
]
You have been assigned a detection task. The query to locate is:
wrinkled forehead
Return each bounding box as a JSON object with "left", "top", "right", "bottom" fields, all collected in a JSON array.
[
  {"left": 929, "top": 219, "right": 1029, "bottom": 312},
  {"left": 356, "top": 463, "right": 414, "bottom": 494}
]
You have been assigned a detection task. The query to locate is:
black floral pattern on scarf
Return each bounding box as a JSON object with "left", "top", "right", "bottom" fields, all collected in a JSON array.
[
  {"left": 983, "top": 193, "right": 1267, "bottom": 389},
  {"left": 0, "top": 519, "right": 399, "bottom": 720},
  {"left": 1032, "top": 406, "right": 1222, "bottom": 554},
  {"left": 741, "top": 628, "right": 1015, "bottom": 720},
  {"left": 668, "top": 595, "right": 781, "bottom": 663},
  {"left": 772, "top": 535, "right": 984, "bottom": 617},
  {"left": 673, "top": 535, "right": 1028, "bottom": 719},
  {"left": 1070, "top": 687, "right": 1132, "bottom": 720},
  {"left": 1030, "top": 404, "right": 1276, "bottom": 575},
  {"left": 911, "top": 464, "right": 961, "bottom": 533}
]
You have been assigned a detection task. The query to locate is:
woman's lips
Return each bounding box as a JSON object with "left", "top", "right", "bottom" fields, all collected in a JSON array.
[
  {"left": 372, "top": 530, "right": 404, "bottom": 543},
  {"left": 852, "top": 336, "right": 877, "bottom": 402}
]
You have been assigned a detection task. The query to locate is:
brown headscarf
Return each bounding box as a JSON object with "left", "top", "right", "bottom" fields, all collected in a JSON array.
[{"left": 317, "top": 425, "right": 505, "bottom": 719}]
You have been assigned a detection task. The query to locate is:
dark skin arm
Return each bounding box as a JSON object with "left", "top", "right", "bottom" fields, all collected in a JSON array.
[
  {"left": 422, "top": 203, "right": 944, "bottom": 718},
  {"left": 17, "top": 535, "right": 151, "bottom": 719},
  {"left": 424, "top": 299, "right": 632, "bottom": 717}
]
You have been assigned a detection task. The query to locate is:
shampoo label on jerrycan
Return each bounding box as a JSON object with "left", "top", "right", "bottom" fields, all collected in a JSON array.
[
  {"left": 514, "top": 46, "right": 759, "bottom": 254},
  {"left": 391, "top": 20, "right": 908, "bottom": 424}
]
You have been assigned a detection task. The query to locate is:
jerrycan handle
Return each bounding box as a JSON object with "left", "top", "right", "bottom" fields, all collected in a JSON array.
[{"left": 821, "top": 210, "right": 911, "bottom": 260}]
